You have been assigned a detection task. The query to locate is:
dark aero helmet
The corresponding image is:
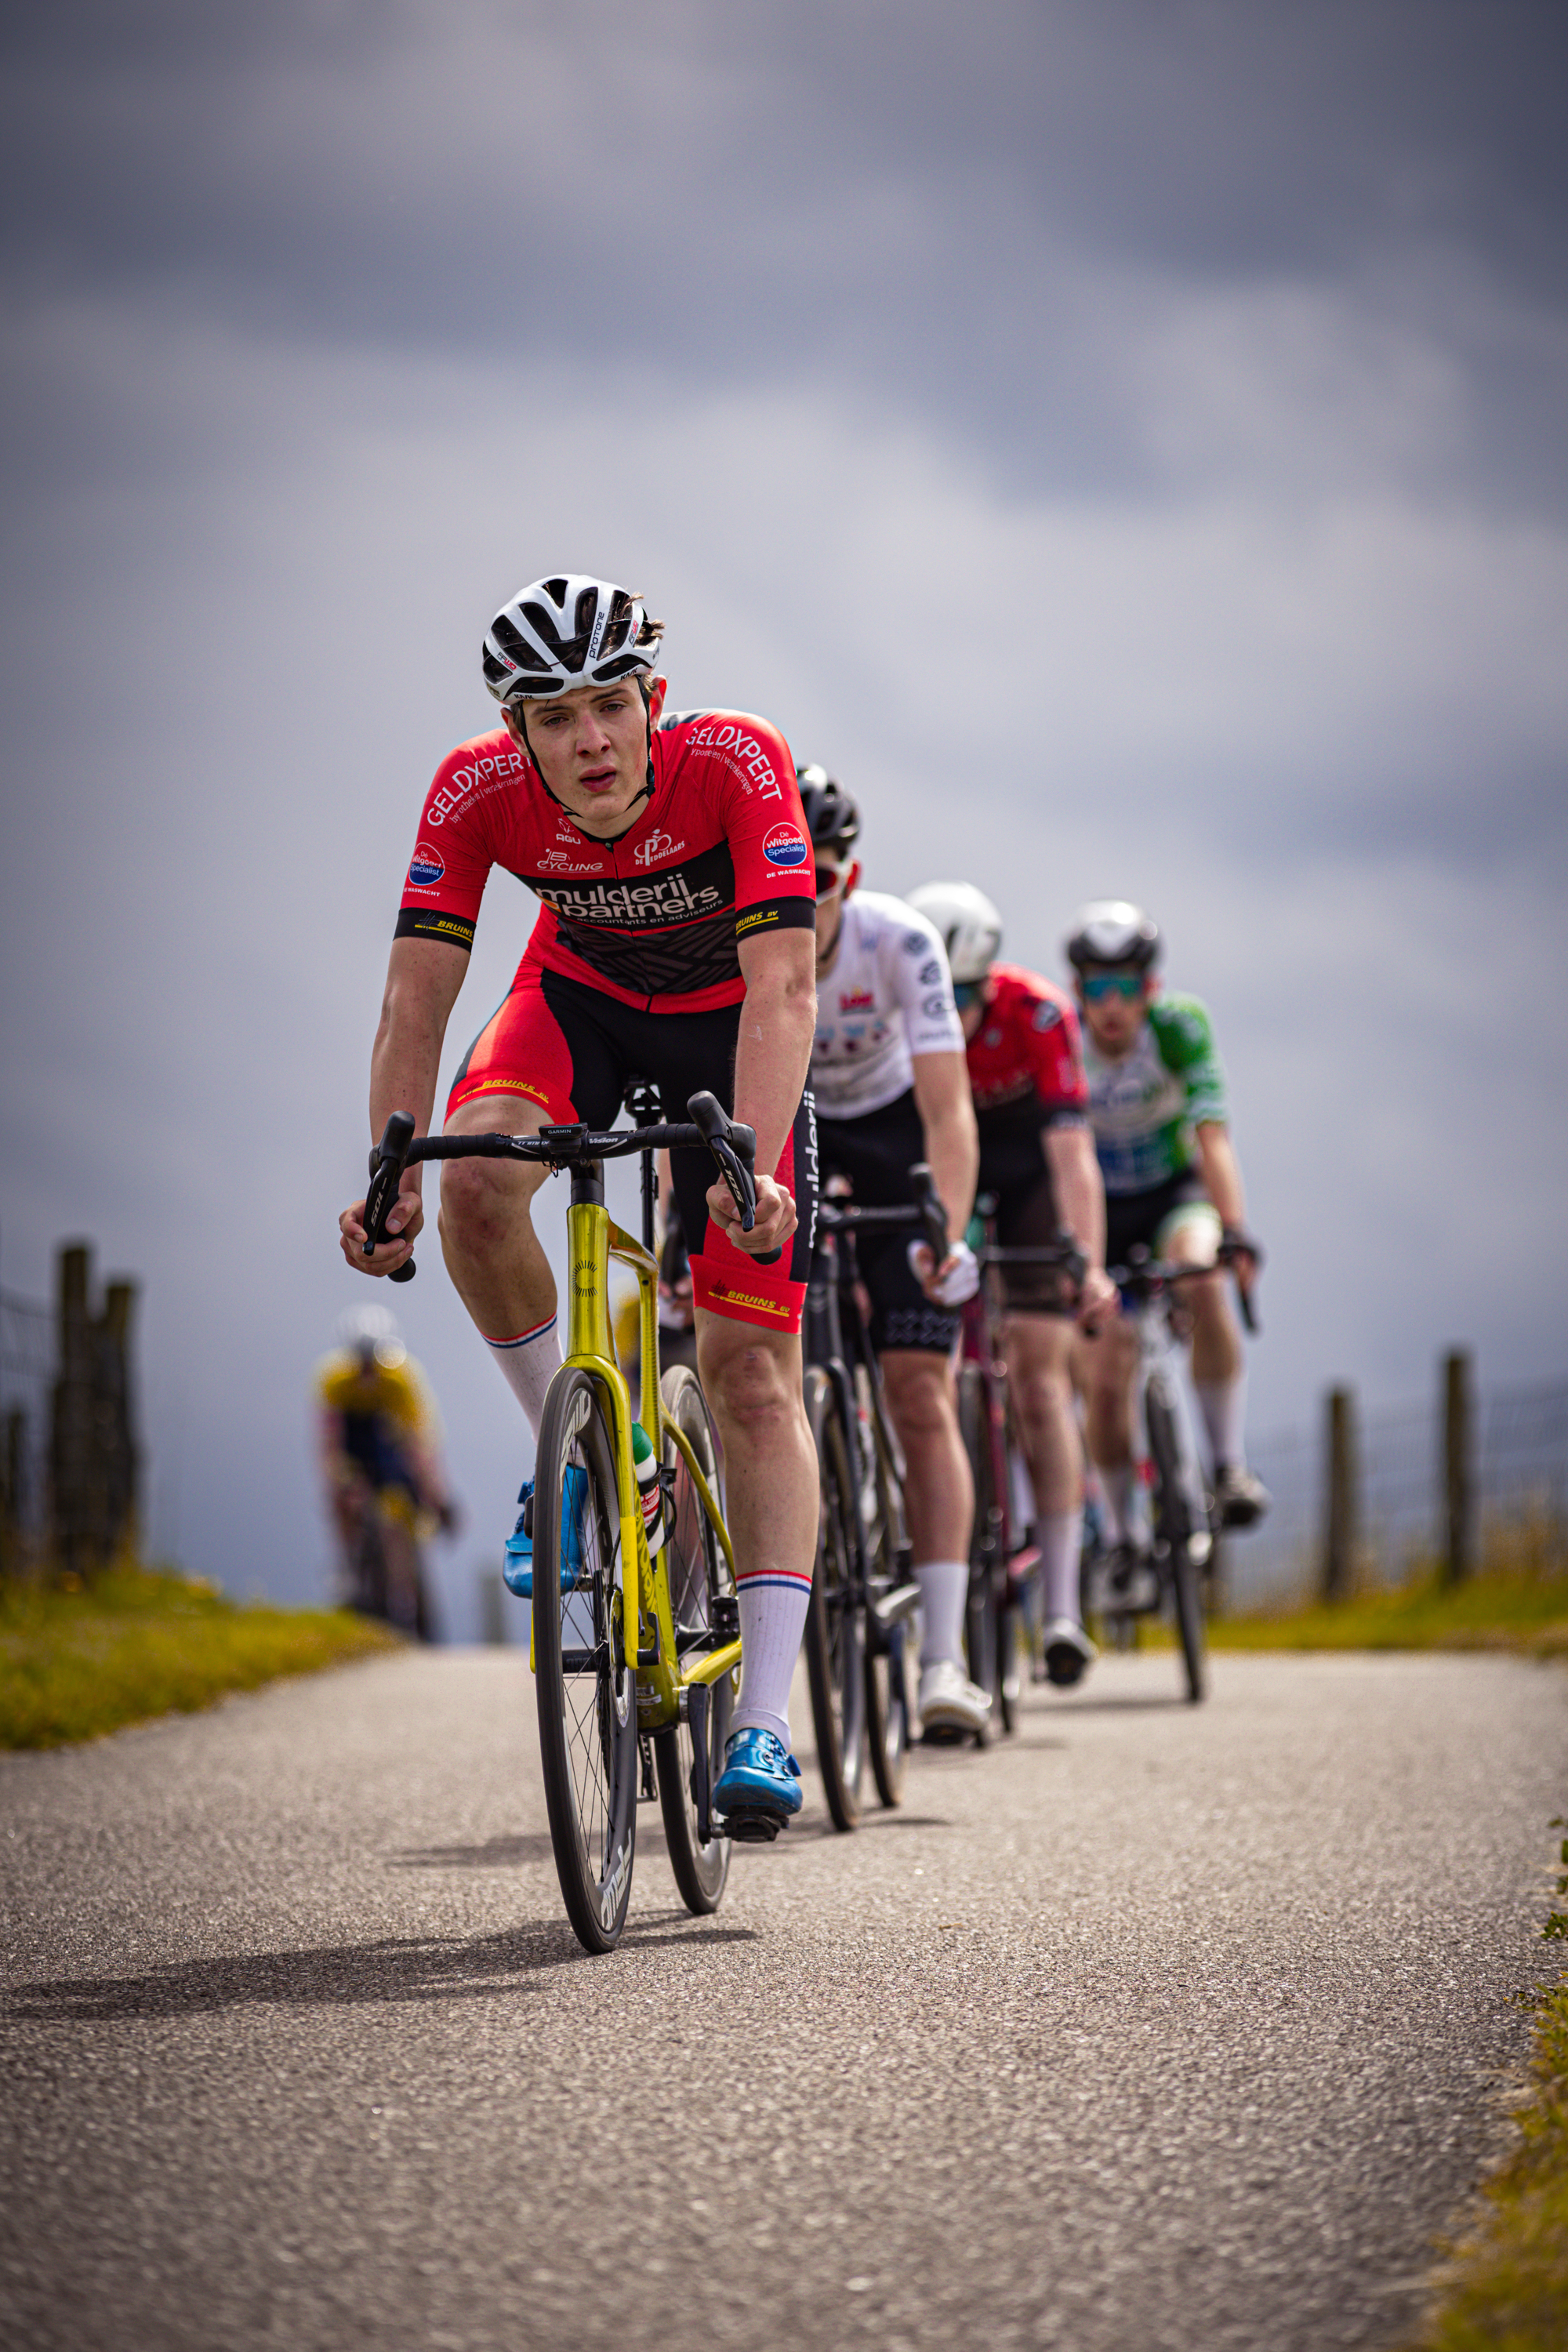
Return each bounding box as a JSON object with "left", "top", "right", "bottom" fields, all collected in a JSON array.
[
  {"left": 1065, "top": 900, "right": 1161, "bottom": 972},
  {"left": 481, "top": 575, "right": 663, "bottom": 706},
  {"left": 795, "top": 765, "right": 861, "bottom": 861}
]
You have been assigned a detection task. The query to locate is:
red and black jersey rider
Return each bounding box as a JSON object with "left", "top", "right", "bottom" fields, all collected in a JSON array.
[{"left": 338, "top": 575, "right": 821, "bottom": 1828}]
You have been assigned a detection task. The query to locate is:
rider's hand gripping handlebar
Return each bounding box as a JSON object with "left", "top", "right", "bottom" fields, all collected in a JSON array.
[
  {"left": 907, "top": 1163, "right": 950, "bottom": 1266},
  {"left": 687, "top": 1091, "right": 782, "bottom": 1267},
  {"left": 363, "top": 1112, "right": 419, "bottom": 1283}
]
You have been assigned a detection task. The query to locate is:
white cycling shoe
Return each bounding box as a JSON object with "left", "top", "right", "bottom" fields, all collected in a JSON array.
[
  {"left": 918, "top": 1657, "right": 993, "bottom": 1737},
  {"left": 1041, "top": 1616, "right": 1098, "bottom": 1689}
]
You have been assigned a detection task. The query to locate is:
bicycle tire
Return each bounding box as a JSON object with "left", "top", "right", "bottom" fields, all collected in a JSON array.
[
  {"left": 862, "top": 1396, "right": 911, "bottom": 1808},
  {"left": 803, "top": 1367, "right": 866, "bottom": 1830},
  {"left": 996, "top": 1594, "right": 1021, "bottom": 1733},
  {"left": 654, "top": 1365, "right": 733, "bottom": 1914},
  {"left": 533, "top": 1368, "right": 641, "bottom": 1953},
  {"left": 956, "top": 1363, "right": 1000, "bottom": 1747},
  {"left": 1145, "top": 1383, "right": 1207, "bottom": 1705}
]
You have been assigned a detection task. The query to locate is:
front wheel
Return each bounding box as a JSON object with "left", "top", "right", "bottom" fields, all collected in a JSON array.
[
  {"left": 532, "top": 1369, "right": 641, "bottom": 1953},
  {"left": 803, "top": 1367, "right": 866, "bottom": 1830},
  {"left": 1146, "top": 1381, "right": 1207, "bottom": 1706},
  {"left": 655, "top": 1367, "right": 733, "bottom": 1915}
]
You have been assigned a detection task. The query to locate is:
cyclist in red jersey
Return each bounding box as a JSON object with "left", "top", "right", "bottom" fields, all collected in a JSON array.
[
  {"left": 338, "top": 576, "right": 820, "bottom": 1828},
  {"left": 908, "top": 884, "right": 1117, "bottom": 1688}
]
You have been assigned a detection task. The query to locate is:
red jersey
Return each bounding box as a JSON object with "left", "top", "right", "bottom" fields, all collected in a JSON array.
[
  {"left": 396, "top": 708, "right": 815, "bottom": 1013},
  {"left": 964, "top": 964, "right": 1089, "bottom": 1125}
]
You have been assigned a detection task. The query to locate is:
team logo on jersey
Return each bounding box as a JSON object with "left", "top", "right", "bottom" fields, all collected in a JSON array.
[
  {"left": 919, "top": 960, "right": 941, "bottom": 985},
  {"left": 763, "top": 824, "right": 809, "bottom": 869},
  {"left": 839, "top": 989, "right": 875, "bottom": 1012},
  {"left": 536, "top": 848, "right": 604, "bottom": 874},
  {"left": 1031, "top": 1000, "right": 1062, "bottom": 1032},
  {"left": 408, "top": 843, "right": 445, "bottom": 889},
  {"left": 922, "top": 993, "right": 949, "bottom": 1018},
  {"left": 633, "top": 829, "right": 686, "bottom": 868}
]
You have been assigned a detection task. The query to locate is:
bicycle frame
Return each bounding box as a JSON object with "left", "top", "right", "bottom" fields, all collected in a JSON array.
[
  {"left": 530, "top": 1158, "right": 741, "bottom": 1732},
  {"left": 1123, "top": 1290, "right": 1212, "bottom": 1573}
]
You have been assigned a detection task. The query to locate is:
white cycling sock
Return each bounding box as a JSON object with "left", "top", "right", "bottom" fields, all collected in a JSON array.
[
  {"left": 1038, "top": 1509, "right": 1084, "bottom": 1623},
  {"left": 1196, "top": 1374, "right": 1247, "bottom": 1474},
  {"left": 483, "top": 1312, "right": 562, "bottom": 1442},
  {"left": 1095, "top": 1463, "right": 1137, "bottom": 1547},
  {"left": 917, "top": 1558, "right": 969, "bottom": 1670},
  {"left": 732, "top": 1572, "right": 813, "bottom": 1748}
]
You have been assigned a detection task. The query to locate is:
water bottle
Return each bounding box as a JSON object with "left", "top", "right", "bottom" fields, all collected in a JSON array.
[{"left": 631, "top": 1421, "right": 666, "bottom": 1557}]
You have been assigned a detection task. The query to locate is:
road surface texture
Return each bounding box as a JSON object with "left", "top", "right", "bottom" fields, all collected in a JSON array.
[{"left": 2, "top": 1645, "right": 1563, "bottom": 2352}]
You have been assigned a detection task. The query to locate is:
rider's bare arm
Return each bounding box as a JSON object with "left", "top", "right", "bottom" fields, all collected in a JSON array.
[
  {"left": 709, "top": 925, "right": 816, "bottom": 1257},
  {"left": 909, "top": 1047, "right": 979, "bottom": 1261},
  {"left": 339, "top": 935, "right": 470, "bottom": 1274},
  {"left": 1193, "top": 1121, "right": 1257, "bottom": 1288},
  {"left": 1044, "top": 1120, "right": 1118, "bottom": 1321}
]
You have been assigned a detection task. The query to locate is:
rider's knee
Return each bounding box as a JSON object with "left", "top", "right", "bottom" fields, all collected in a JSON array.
[
  {"left": 699, "top": 1326, "right": 797, "bottom": 1437},
  {"left": 881, "top": 1353, "right": 956, "bottom": 1439},
  {"left": 437, "top": 1156, "right": 535, "bottom": 1258}
]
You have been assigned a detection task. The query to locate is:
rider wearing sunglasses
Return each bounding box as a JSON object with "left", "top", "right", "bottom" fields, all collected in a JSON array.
[
  {"left": 1065, "top": 902, "right": 1268, "bottom": 1541},
  {"left": 802, "top": 770, "right": 990, "bottom": 1738}
]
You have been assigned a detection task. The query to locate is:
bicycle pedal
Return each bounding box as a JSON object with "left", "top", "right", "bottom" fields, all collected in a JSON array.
[
  {"left": 921, "top": 1722, "right": 968, "bottom": 1748},
  {"left": 720, "top": 1807, "right": 782, "bottom": 1844},
  {"left": 710, "top": 1593, "right": 740, "bottom": 1641}
]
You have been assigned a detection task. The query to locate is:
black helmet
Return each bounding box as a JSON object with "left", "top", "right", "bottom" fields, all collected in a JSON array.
[
  {"left": 796, "top": 764, "right": 861, "bottom": 860},
  {"left": 1065, "top": 899, "right": 1161, "bottom": 972}
]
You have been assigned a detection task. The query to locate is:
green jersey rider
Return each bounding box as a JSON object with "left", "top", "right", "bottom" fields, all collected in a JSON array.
[{"left": 1066, "top": 902, "right": 1268, "bottom": 1561}]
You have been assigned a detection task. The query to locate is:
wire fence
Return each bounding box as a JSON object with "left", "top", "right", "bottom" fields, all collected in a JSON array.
[{"left": 1224, "top": 1374, "right": 1568, "bottom": 1612}]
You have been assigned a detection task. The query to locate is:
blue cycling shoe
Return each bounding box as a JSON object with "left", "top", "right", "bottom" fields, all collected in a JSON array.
[
  {"left": 713, "top": 1728, "right": 804, "bottom": 1831},
  {"left": 502, "top": 1468, "right": 588, "bottom": 1599}
]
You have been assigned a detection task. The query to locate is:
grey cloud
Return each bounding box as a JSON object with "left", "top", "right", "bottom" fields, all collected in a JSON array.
[{"left": 3, "top": 2, "right": 1565, "bottom": 509}]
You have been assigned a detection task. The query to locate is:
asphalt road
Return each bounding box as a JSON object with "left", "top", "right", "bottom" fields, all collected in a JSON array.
[{"left": 2, "top": 1642, "right": 1563, "bottom": 2352}]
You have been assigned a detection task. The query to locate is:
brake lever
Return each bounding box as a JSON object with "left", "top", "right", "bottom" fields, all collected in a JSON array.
[
  {"left": 363, "top": 1112, "right": 418, "bottom": 1284},
  {"left": 908, "top": 1162, "right": 949, "bottom": 1269},
  {"left": 687, "top": 1090, "right": 782, "bottom": 1267}
]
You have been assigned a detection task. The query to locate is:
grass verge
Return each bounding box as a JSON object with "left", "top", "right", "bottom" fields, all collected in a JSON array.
[
  {"left": 0, "top": 1564, "right": 401, "bottom": 1749},
  {"left": 1203, "top": 1565, "right": 1568, "bottom": 1658},
  {"left": 1412, "top": 1966, "right": 1568, "bottom": 2349}
]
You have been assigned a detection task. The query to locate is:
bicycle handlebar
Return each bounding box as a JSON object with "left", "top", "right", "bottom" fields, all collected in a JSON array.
[
  {"left": 1109, "top": 1236, "right": 1261, "bottom": 1334},
  {"left": 815, "top": 1164, "right": 950, "bottom": 1266},
  {"left": 360, "top": 1091, "right": 770, "bottom": 1283}
]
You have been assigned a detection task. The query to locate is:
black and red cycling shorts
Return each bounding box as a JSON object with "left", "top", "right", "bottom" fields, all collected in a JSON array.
[{"left": 448, "top": 962, "right": 816, "bottom": 1336}]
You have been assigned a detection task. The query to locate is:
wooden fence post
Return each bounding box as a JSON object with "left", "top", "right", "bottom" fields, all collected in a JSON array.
[
  {"left": 50, "top": 1243, "right": 94, "bottom": 1581},
  {"left": 1443, "top": 1348, "right": 1474, "bottom": 1588},
  {"left": 1321, "top": 1385, "right": 1357, "bottom": 1604},
  {"left": 99, "top": 1279, "right": 140, "bottom": 1560},
  {"left": 1, "top": 1406, "right": 25, "bottom": 1578}
]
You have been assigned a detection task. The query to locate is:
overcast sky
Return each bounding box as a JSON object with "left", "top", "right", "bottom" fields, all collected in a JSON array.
[{"left": 3, "top": 2, "right": 1565, "bottom": 1632}]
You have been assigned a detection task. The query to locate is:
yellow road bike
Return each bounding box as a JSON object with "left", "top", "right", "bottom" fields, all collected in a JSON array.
[{"left": 363, "top": 1085, "right": 758, "bottom": 1954}]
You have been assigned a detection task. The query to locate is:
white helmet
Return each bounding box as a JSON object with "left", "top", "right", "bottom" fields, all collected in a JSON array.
[
  {"left": 1065, "top": 900, "right": 1161, "bottom": 972},
  {"left": 336, "top": 1302, "right": 405, "bottom": 1366},
  {"left": 481, "top": 575, "right": 663, "bottom": 706},
  {"left": 906, "top": 881, "right": 1004, "bottom": 984}
]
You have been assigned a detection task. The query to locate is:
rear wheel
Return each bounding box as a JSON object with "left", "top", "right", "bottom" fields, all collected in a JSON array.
[
  {"left": 957, "top": 1363, "right": 1000, "bottom": 1746},
  {"left": 533, "top": 1369, "right": 640, "bottom": 1953},
  {"left": 655, "top": 1367, "right": 733, "bottom": 1915},
  {"left": 1146, "top": 1382, "right": 1207, "bottom": 1705},
  {"left": 803, "top": 1367, "right": 866, "bottom": 1829}
]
